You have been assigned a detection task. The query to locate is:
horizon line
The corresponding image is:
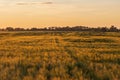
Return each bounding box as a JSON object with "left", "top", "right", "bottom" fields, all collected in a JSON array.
[{"left": 0, "top": 25, "right": 120, "bottom": 29}]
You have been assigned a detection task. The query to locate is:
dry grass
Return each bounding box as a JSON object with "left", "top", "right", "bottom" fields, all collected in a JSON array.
[{"left": 0, "top": 31, "right": 120, "bottom": 80}]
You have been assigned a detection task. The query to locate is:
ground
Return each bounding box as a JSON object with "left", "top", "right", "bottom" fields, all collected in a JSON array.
[{"left": 0, "top": 31, "right": 120, "bottom": 80}]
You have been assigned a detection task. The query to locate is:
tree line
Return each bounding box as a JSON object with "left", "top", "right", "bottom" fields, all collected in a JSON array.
[{"left": 0, "top": 25, "right": 120, "bottom": 32}]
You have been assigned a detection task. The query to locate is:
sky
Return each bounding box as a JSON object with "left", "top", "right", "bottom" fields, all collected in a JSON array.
[{"left": 0, "top": 0, "right": 120, "bottom": 28}]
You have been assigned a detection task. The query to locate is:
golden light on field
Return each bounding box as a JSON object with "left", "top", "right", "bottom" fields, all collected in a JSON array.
[
  {"left": 0, "top": 0, "right": 120, "bottom": 28},
  {"left": 0, "top": 32, "right": 120, "bottom": 79}
]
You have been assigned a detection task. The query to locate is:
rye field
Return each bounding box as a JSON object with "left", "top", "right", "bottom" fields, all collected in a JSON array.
[{"left": 0, "top": 31, "right": 120, "bottom": 80}]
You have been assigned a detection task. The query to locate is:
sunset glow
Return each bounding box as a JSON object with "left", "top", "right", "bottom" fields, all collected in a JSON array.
[{"left": 0, "top": 0, "right": 120, "bottom": 28}]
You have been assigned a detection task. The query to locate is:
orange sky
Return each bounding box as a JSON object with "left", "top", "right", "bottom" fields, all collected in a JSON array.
[{"left": 0, "top": 0, "right": 120, "bottom": 28}]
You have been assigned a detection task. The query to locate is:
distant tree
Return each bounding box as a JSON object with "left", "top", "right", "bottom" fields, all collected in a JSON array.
[
  {"left": 2, "top": 25, "right": 119, "bottom": 32},
  {"left": 1, "top": 29, "right": 5, "bottom": 31},
  {"left": 43, "top": 27, "right": 47, "bottom": 31},
  {"left": 101, "top": 27, "right": 109, "bottom": 32},
  {"left": 6, "top": 27, "right": 14, "bottom": 31},
  {"left": 48, "top": 27, "right": 56, "bottom": 31},
  {"left": 109, "top": 25, "right": 118, "bottom": 32},
  {"left": 14, "top": 28, "right": 25, "bottom": 31},
  {"left": 30, "top": 28, "right": 38, "bottom": 31},
  {"left": 26, "top": 28, "right": 30, "bottom": 31}
]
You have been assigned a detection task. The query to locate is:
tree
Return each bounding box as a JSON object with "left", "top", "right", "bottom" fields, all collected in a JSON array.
[
  {"left": 6, "top": 27, "right": 14, "bottom": 31},
  {"left": 109, "top": 25, "right": 118, "bottom": 32},
  {"left": 14, "top": 28, "right": 25, "bottom": 31},
  {"left": 101, "top": 27, "right": 109, "bottom": 32}
]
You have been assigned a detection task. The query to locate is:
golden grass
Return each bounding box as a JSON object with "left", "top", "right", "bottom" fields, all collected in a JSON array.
[{"left": 0, "top": 31, "right": 120, "bottom": 80}]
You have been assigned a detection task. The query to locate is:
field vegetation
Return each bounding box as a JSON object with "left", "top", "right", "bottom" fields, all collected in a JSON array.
[{"left": 0, "top": 31, "right": 120, "bottom": 80}]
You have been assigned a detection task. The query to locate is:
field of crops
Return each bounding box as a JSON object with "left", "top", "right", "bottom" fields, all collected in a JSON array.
[{"left": 0, "top": 31, "right": 120, "bottom": 80}]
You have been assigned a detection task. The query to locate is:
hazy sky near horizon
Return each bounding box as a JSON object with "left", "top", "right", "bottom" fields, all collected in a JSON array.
[{"left": 0, "top": 0, "right": 120, "bottom": 28}]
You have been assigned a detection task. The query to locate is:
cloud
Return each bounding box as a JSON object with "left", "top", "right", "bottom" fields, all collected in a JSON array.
[
  {"left": 16, "top": 2, "right": 53, "bottom": 6},
  {"left": 16, "top": 3, "right": 28, "bottom": 5},
  {"left": 41, "top": 2, "right": 53, "bottom": 4}
]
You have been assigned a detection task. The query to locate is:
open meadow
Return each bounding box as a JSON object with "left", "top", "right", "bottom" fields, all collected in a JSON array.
[{"left": 0, "top": 31, "right": 120, "bottom": 80}]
